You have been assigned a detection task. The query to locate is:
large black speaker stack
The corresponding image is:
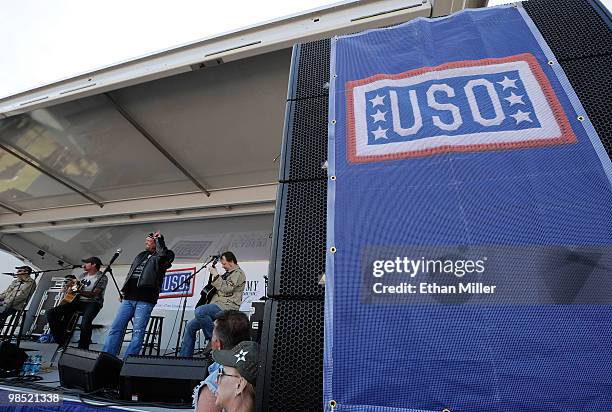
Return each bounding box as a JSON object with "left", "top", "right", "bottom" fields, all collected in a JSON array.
[
  {"left": 524, "top": 0, "right": 611, "bottom": 157},
  {"left": 256, "top": 38, "right": 329, "bottom": 412},
  {"left": 257, "top": 1, "right": 611, "bottom": 411}
]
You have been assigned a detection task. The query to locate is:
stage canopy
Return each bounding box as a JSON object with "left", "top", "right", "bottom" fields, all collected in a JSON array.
[{"left": 0, "top": 0, "right": 485, "bottom": 267}]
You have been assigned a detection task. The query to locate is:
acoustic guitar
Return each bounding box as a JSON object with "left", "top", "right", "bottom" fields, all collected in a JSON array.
[
  {"left": 195, "top": 257, "right": 220, "bottom": 308},
  {"left": 59, "top": 280, "right": 84, "bottom": 305}
]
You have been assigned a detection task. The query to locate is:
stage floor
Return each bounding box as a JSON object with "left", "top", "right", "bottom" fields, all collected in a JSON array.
[{"left": 0, "top": 340, "right": 195, "bottom": 411}]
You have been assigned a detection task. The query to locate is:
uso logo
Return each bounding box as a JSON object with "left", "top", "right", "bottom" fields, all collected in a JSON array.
[
  {"left": 159, "top": 267, "right": 196, "bottom": 299},
  {"left": 345, "top": 53, "right": 575, "bottom": 163}
]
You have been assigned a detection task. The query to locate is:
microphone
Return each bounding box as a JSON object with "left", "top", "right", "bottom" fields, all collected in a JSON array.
[
  {"left": 107, "top": 249, "right": 122, "bottom": 267},
  {"left": 72, "top": 264, "right": 82, "bottom": 269}
]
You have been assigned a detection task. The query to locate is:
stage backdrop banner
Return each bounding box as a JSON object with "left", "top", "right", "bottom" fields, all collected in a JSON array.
[
  {"left": 326, "top": 5, "right": 612, "bottom": 412},
  {"left": 155, "top": 261, "right": 267, "bottom": 312}
]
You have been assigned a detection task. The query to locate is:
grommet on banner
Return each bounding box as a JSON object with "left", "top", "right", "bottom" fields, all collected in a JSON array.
[
  {"left": 331, "top": 119, "right": 336, "bottom": 124},
  {"left": 577, "top": 115, "right": 585, "bottom": 122},
  {"left": 329, "top": 399, "right": 337, "bottom": 409},
  {"left": 547, "top": 60, "right": 554, "bottom": 66},
  {"left": 330, "top": 175, "right": 336, "bottom": 181},
  {"left": 442, "top": 409, "right": 451, "bottom": 412},
  {"left": 330, "top": 246, "right": 337, "bottom": 254}
]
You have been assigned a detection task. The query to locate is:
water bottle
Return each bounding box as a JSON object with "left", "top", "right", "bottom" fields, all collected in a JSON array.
[
  {"left": 32, "top": 355, "right": 42, "bottom": 375},
  {"left": 22, "top": 356, "right": 32, "bottom": 376}
]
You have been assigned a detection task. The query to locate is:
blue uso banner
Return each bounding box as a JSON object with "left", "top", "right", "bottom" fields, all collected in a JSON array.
[
  {"left": 159, "top": 267, "right": 196, "bottom": 299},
  {"left": 326, "top": 5, "right": 612, "bottom": 412}
]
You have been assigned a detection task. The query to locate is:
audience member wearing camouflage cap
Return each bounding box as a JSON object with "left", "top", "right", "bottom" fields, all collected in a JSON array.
[{"left": 211, "top": 340, "right": 259, "bottom": 412}]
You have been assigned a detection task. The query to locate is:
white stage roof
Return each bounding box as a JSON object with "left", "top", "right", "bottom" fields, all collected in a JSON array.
[{"left": 0, "top": 0, "right": 486, "bottom": 263}]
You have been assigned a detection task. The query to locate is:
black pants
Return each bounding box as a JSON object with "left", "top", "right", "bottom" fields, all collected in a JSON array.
[{"left": 46, "top": 301, "right": 102, "bottom": 349}]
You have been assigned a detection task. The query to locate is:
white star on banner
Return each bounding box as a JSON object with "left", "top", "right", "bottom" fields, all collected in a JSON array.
[
  {"left": 510, "top": 110, "right": 533, "bottom": 124},
  {"left": 498, "top": 76, "right": 518, "bottom": 90},
  {"left": 369, "top": 94, "right": 385, "bottom": 107},
  {"left": 370, "top": 109, "right": 387, "bottom": 123},
  {"left": 234, "top": 350, "right": 248, "bottom": 363},
  {"left": 371, "top": 125, "right": 388, "bottom": 140},
  {"left": 504, "top": 92, "right": 525, "bottom": 106}
]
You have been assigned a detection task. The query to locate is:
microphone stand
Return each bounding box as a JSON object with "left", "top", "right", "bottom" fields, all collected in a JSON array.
[
  {"left": 172, "top": 255, "right": 216, "bottom": 357},
  {"left": 102, "top": 252, "right": 123, "bottom": 299},
  {"left": 100, "top": 251, "right": 136, "bottom": 332}
]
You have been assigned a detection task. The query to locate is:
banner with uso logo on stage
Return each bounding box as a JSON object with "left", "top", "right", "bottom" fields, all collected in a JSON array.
[{"left": 326, "top": 5, "right": 612, "bottom": 412}]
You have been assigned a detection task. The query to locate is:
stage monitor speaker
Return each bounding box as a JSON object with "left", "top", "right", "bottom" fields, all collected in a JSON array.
[
  {"left": 58, "top": 348, "right": 123, "bottom": 392},
  {"left": 0, "top": 341, "right": 27, "bottom": 377},
  {"left": 119, "top": 355, "right": 208, "bottom": 403}
]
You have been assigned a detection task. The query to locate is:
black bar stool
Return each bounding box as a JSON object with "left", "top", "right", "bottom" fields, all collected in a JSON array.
[{"left": 141, "top": 316, "right": 163, "bottom": 356}]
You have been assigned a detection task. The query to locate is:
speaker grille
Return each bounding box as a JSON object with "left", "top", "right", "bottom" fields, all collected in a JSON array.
[
  {"left": 524, "top": 0, "right": 612, "bottom": 61},
  {"left": 281, "top": 96, "right": 329, "bottom": 181},
  {"left": 260, "top": 299, "right": 324, "bottom": 411},
  {"left": 561, "top": 54, "right": 612, "bottom": 158},
  {"left": 270, "top": 180, "right": 326, "bottom": 298},
  {"left": 292, "top": 39, "right": 331, "bottom": 100}
]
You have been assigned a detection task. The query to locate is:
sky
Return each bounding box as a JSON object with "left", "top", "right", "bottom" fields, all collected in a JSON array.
[{"left": 0, "top": 0, "right": 345, "bottom": 99}]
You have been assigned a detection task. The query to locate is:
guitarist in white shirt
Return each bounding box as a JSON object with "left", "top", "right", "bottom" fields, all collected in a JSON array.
[
  {"left": 46, "top": 256, "right": 108, "bottom": 349},
  {"left": 179, "top": 251, "right": 246, "bottom": 357}
]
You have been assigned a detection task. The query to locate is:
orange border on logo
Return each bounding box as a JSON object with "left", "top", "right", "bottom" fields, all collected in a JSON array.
[{"left": 345, "top": 53, "right": 576, "bottom": 164}]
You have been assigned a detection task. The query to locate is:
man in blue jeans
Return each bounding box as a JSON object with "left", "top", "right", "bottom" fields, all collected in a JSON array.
[
  {"left": 180, "top": 251, "right": 246, "bottom": 357},
  {"left": 102, "top": 231, "right": 173, "bottom": 359}
]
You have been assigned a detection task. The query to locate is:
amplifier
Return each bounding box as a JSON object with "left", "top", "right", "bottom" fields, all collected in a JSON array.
[{"left": 250, "top": 300, "right": 265, "bottom": 343}]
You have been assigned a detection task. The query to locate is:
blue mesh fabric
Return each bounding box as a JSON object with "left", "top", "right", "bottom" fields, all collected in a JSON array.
[{"left": 325, "top": 6, "right": 612, "bottom": 412}]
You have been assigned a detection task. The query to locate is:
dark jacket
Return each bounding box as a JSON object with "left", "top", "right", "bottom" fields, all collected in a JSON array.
[{"left": 121, "top": 236, "right": 174, "bottom": 293}]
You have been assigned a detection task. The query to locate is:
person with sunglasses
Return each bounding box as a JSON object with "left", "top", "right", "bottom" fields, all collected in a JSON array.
[
  {"left": 192, "top": 310, "right": 251, "bottom": 411},
  {"left": 206, "top": 340, "right": 259, "bottom": 412}
]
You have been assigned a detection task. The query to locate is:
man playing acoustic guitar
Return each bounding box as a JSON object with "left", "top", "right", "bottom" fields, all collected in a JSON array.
[
  {"left": 46, "top": 256, "right": 108, "bottom": 350},
  {"left": 180, "top": 251, "right": 246, "bottom": 357}
]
